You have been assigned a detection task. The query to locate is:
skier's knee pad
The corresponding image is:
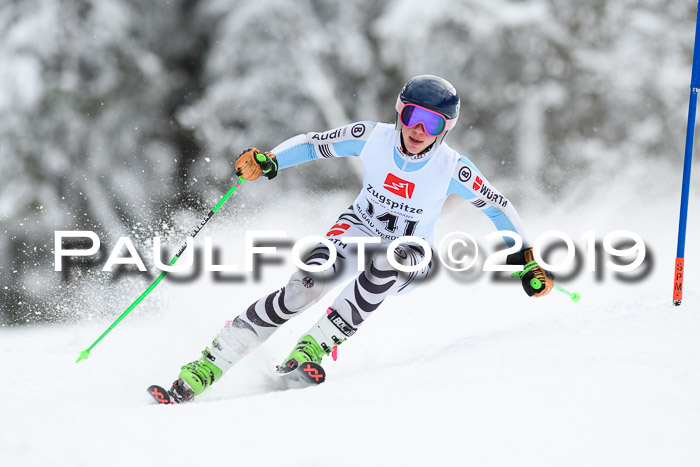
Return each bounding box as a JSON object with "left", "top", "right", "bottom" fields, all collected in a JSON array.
[{"left": 282, "top": 270, "right": 327, "bottom": 312}]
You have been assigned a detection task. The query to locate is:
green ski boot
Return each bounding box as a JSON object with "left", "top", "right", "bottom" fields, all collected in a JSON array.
[
  {"left": 279, "top": 335, "right": 327, "bottom": 372},
  {"left": 277, "top": 308, "right": 352, "bottom": 377},
  {"left": 177, "top": 348, "right": 223, "bottom": 398}
]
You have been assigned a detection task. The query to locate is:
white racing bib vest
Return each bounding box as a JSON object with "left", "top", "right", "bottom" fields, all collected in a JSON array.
[{"left": 351, "top": 123, "right": 460, "bottom": 245}]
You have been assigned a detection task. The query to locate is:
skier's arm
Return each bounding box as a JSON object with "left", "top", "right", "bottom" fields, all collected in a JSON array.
[
  {"left": 270, "top": 121, "right": 376, "bottom": 169},
  {"left": 447, "top": 156, "right": 529, "bottom": 247},
  {"left": 447, "top": 156, "right": 555, "bottom": 297}
]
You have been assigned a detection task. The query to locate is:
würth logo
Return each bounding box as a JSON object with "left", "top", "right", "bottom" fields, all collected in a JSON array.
[
  {"left": 473, "top": 175, "right": 483, "bottom": 191},
  {"left": 383, "top": 173, "right": 415, "bottom": 199}
]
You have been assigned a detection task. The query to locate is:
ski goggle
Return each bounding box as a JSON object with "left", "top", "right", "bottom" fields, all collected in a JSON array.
[{"left": 395, "top": 99, "right": 456, "bottom": 137}]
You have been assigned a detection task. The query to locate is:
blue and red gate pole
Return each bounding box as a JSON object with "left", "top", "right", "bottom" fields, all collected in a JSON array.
[{"left": 674, "top": 2, "right": 700, "bottom": 305}]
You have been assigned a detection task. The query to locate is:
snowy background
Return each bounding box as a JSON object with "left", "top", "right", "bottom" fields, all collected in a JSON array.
[{"left": 1, "top": 1, "right": 700, "bottom": 466}]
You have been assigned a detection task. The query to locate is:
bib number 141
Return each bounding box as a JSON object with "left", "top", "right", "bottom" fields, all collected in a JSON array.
[{"left": 367, "top": 201, "right": 418, "bottom": 236}]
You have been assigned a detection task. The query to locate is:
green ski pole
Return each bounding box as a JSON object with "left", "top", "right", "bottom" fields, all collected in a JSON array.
[
  {"left": 530, "top": 277, "right": 581, "bottom": 302},
  {"left": 76, "top": 176, "right": 246, "bottom": 363},
  {"left": 527, "top": 277, "right": 581, "bottom": 303},
  {"left": 553, "top": 283, "right": 581, "bottom": 302}
]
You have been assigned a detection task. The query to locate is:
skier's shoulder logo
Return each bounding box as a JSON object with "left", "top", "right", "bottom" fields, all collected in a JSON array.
[
  {"left": 472, "top": 175, "right": 483, "bottom": 191},
  {"left": 458, "top": 164, "right": 472, "bottom": 183},
  {"left": 383, "top": 173, "right": 415, "bottom": 199},
  {"left": 311, "top": 128, "right": 342, "bottom": 141},
  {"left": 351, "top": 123, "right": 366, "bottom": 138}
]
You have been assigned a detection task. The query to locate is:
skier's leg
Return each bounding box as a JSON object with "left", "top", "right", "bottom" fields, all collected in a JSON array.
[
  {"left": 281, "top": 243, "right": 431, "bottom": 368},
  {"left": 207, "top": 265, "right": 334, "bottom": 370},
  {"left": 176, "top": 253, "right": 341, "bottom": 396},
  {"left": 174, "top": 217, "right": 366, "bottom": 398},
  {"left": 331, "top": 242, "right": 431, "bottom": 326}
]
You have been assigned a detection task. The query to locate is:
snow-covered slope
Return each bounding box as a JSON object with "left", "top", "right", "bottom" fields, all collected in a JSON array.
[{"left": 2, "top": 162, "right": 699, "bottom": 467}]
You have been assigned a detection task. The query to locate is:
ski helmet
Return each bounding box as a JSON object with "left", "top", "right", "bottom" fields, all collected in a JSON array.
[{"left": 395, "top": 75, "right": 460, "bottom": 144}]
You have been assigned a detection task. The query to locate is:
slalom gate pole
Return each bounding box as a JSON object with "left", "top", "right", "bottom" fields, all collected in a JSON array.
[
  {"left": 76, "top": 176, "right": 246, "bottom": 362},
  {"left": 673, "top": 1, "right": 700, "bottom": 306}
]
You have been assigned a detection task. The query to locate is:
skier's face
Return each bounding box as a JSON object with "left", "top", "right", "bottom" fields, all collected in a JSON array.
[{"left": 401, "top": 123, "right": 437, "bottom": 155}]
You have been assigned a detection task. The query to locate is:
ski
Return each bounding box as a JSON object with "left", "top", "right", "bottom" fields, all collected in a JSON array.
[
  {"left": 147, "top": 384, "right": 174, "bottom": 405},
  {"left": 147, "top": 378, "right": 196, "bottom": 404},
  {"left": 275, "top": 361, "right": 326, "bottom": 389},
  {"left": 147, "top": 363, "right": 325, "bottom": 404}
]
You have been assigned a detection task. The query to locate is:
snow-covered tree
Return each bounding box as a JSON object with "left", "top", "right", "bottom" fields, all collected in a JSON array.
[
  {"left": 0, "top": 0, "right": 213, "bottom": 323},
  {"left": 1, "top": 0, "right": 697, "bottom": 324}
]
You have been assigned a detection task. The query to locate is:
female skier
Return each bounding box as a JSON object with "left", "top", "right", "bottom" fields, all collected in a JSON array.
[{"left": 163, "top": 75, "right": 553, "bottom": 402}]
